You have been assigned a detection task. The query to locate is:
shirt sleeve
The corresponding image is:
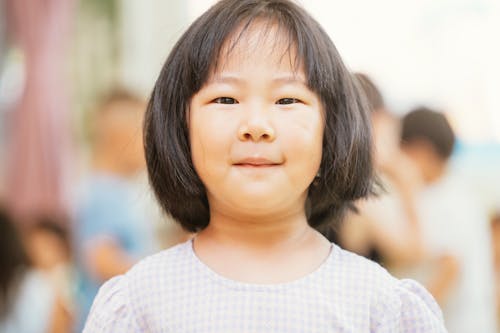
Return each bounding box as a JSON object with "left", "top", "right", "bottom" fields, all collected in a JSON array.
[
  {"left": 83, "top": 275, "right": 144, "bottom": 332},
  {"left": 373, "top": 278, "right": 447, "bottom": 333}
]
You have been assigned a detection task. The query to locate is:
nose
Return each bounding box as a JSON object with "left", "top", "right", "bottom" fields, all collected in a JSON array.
[{"left": 237, "top": 106, "right": 275, "bottom": 142}]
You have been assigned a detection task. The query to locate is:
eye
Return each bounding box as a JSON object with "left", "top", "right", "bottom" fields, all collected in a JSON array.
[
  {"left": 213, "top": 97, "right": 238, "bottom": 104},
  {"left": 276, "top": 98, "right": 300, "bottom": 105}
]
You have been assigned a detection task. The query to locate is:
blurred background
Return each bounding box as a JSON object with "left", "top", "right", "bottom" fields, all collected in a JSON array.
[{"left": 0, "top": 0, "right": 499, "bottom": 332}]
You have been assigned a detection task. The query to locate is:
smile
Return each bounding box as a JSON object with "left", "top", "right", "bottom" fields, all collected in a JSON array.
[
  {"left": 233, "top": 157, "right": 282, "bottom": 167},
  {"left": 234, "top": 163, "right": 280, "bottom": 168}
]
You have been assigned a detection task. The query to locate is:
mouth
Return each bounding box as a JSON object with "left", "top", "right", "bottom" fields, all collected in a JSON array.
[{"left": 233, "top": 157, "right": 282, "bottom": 168}]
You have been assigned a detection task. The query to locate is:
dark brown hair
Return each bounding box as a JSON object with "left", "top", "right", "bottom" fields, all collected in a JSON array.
[
  {"left": 401, "top": 106, "right": 456, "bottom": 159},
  {"left": 0, "top": 208, "right": 30, "bottom": 318},
  {"left": 144, "top": 0, "right": 374, "bottom": 232},
  {"left": 353, "top": 72, "right": 385, "bottom": 112}
]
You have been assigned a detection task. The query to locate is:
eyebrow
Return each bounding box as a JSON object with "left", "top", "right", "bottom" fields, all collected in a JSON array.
[{"left": 209, "top": 74, "right": 308, "bottom": 86}]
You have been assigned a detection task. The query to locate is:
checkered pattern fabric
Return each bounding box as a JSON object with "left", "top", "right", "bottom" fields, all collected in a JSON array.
[{"left": 84, "top": 240, "right": 446, "bottom": 332}]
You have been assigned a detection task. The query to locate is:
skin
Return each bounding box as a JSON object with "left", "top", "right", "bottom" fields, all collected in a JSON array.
[
  {"left": 92, "top": 100, "right": 146, "bottom": 177},
  {"left": 400, "top": 140, "right": 448, "bottom": 185},
  {"left": 189, "top": 23, "right": 331, "bottom": 284},
  {"left": 47, "top": 297, "right": 73, "bottom": 333},
  {"left": 24, "top": 229, "right": 69, "bottom": 271}
]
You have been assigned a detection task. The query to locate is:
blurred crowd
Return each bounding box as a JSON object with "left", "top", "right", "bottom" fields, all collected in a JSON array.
[
  {"left": 0, "top": 1, "right": 499, "bottom": 333},
  {"left": 0, "top": 89, "right": 190, "bottom": 333},
  {"left": 329, "top": 74, "right": 500, "bottom": 333}
]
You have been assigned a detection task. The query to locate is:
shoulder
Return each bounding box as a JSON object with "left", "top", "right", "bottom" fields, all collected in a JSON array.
[
  {"left": 329, "top": 244, "right": 395, "bottom": 287},
  {"left": 126, "top": 239, "right": 192, "bottom": 283},
  {"left": 83, "top": 274, "right": 141, "bottom": 332},
  {"left": 326, "top": 245, "right": 396, "bottom": 304},
  {"left": 83, "top": 241, "right": 193, "bottom": 332},
  {"left": 371, "top": 279, "right": 447, "bottom": 332},
  {"left": 330, "top": 246, "right": 446, "bottom": 332}
]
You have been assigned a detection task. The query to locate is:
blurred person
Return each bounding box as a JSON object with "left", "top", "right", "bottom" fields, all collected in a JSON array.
[
  {"left": 74, "top": 89, "right": 160, "bottom": 331},
  {"left": 23, "top": 217, "right": 75, "bottom": 332},
  {"left": 400, "top": 107, "right": 498, "bottom": 333},
  {"left": 331, "top": 73, "right": 425, "bottom": 268},
  {"left": 0, "top": 207, "right": 67, "bottom": 333}
]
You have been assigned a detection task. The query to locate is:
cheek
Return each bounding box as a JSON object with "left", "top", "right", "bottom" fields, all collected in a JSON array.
[
  {"left": 278, "top": 118, "right": 323, "bottom": 189},
  {"left": 281, "top": 116, "right": 324, "bottom": 175},
  {"left": 189, "top": 119, "right": 209, "bottom": 176},
  {"left": 189, "top": 111, "right": 233, "bottom": 178}
]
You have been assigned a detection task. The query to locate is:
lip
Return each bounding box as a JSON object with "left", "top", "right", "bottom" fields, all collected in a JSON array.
[{"left": 233, "top": 157, "right": 281, "bottom": 167}]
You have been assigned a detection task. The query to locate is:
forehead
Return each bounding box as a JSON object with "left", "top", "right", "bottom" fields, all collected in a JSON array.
[{"left": 212, "top": 20, "right": 304, "bottom": 76}]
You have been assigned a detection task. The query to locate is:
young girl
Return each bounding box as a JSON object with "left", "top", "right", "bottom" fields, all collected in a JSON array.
[{"left": 84, "top": 0, "right": 446, "bottom": 331}]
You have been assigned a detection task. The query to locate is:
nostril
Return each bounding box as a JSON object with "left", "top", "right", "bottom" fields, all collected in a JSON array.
[{"left": 238, "top": 125, "right": 275, "bottom": 142}]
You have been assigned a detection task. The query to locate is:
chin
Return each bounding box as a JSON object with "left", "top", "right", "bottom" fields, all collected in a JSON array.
[{"left": 228, "top": 191, "right": 298, "bottom": 214}]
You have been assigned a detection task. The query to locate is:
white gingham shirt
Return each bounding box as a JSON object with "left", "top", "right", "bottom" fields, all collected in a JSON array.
[{"left": 84, "top": 239, "right": 446, "bottom": 332}]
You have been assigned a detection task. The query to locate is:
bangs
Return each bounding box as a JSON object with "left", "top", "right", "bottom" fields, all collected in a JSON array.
[
  {"left": 211, "top": 17, "right": 302, "bottom": 78},
  {"left": 184, "top": 1, "right": 336, "bottom": 97}
]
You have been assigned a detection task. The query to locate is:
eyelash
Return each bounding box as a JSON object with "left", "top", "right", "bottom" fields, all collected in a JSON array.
[
  {"left": 276, "top": 98, "right": 300, "bottom": 105},
  {"left": 213, "top": 97, "right": 238, "bottom": 104},
  {"left": 212, "top": 97, "right": 301, "bottom": 105}
]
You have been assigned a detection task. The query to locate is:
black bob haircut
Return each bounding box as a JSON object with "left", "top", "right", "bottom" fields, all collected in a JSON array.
[{"left": 144, "top": 0, "right": 374, "bottom": 233}]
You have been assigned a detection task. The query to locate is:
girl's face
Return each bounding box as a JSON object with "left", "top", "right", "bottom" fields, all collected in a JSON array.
[{"left": 189, "top": 24, "right": 324, "bottom": 218}]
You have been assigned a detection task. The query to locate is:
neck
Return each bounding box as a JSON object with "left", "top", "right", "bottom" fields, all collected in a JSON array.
[
  {"left": 197, "top": 205, "right": 316, "bottom": 251},
  {"left": 193, "top": 205, "right": 331, "bottom": 284}
]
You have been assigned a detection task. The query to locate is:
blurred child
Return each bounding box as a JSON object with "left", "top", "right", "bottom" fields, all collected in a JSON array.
[
  {"left": 334, "top": 73, "right": 426, "bottom": 268},
  {"left": 23, "top": 217, "right": 75, "bottom": 331},
  {"left": 74, "top": 89, "right": 161, "bottom": 330},
  {"left": 0, "top": 208, "right": 66, "bottom": 333},
  {"left": 400, "top": 107, "right": 498, "bottom": 333},
  {"left": 85, "top": 1, "right": 445, "bottom": 331}
]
